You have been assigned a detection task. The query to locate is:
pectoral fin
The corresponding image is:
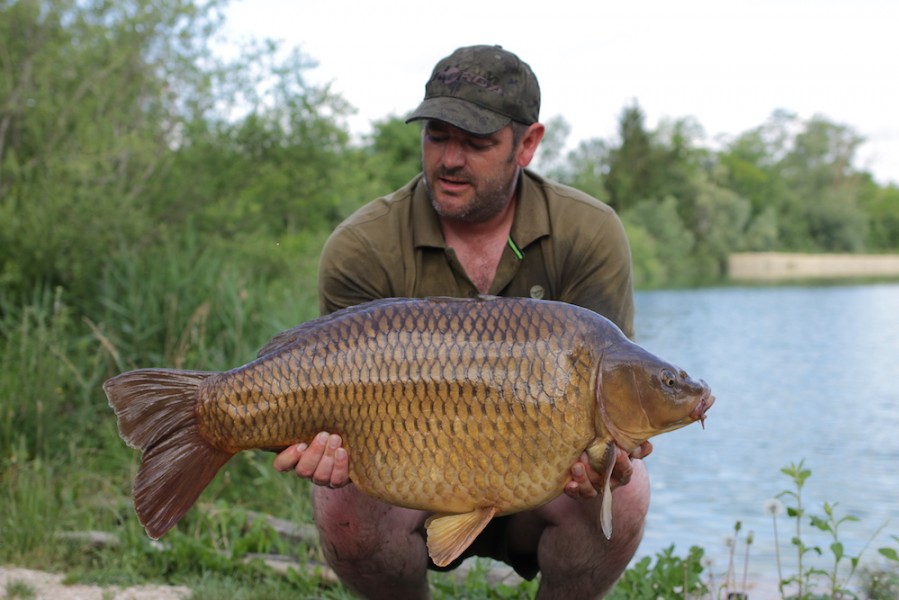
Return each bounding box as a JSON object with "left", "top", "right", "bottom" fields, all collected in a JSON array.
[
  {"left": 586, "top": 439, "right": 618, "bottom": 540},
  {"left": 425, "top": 507, "right": 496, "bottom": 567}
]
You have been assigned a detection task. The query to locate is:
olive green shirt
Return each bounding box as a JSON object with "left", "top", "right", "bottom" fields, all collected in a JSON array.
[{"left": 318, "top": 170, "right": 635, "bottom": 338}]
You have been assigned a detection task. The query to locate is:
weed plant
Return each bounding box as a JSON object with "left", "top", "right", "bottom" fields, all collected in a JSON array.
[{"left": 768, "top": 460, "right": 899, "bottom": 599}]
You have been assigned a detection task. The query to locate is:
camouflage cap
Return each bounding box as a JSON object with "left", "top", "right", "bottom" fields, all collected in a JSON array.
[{"left": 405, "top": 45, "right": 541, "bottom": 135}]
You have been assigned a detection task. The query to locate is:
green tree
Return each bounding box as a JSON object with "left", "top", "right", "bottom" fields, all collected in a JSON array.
[
  {"left": 782, "top": 116, "right": 869, "bottom": 251},
  {"left": 604, "top": 102, "right": 657, "bottom": 212},
  {"left": 365, "top": 115, "right": 424, "bottom": 191},
  {"left": 0, "top": 0, "right": 226, "bottom": 300},
  {"left": 742, "top": 206, "right": 780, "bottom": 251},
  {"left": 622, "top": 196, "right": 695, "bottom": 287},
  {"left": 160, "top": 46, "right": 357, "bottom": 238},
  {"left": 864, "top": 184, "right": 899, "bottom": 250},
  {"left": 690, "top": 176, "right": 752, "bottom": 279},
  {"left": 719, "top": 130, "right": 778, "bottom": 217},
  {"left": 653, "top": 116, "right": 709, "bottom": 229},
  {"left": 719, "top": 111, "right": 871, "bottom": 252},
  {"left": 556, "top": 138, "right": 611, "bottom": 203}
]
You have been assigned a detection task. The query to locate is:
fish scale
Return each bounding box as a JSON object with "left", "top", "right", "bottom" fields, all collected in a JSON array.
[{"left": 104, "top": 295, "right": 714, "bottom": 567}]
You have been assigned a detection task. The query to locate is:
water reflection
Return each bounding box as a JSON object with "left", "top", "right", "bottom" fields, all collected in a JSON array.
[{"left": 633, "top": 284, "right": 899, "bottom": 582}]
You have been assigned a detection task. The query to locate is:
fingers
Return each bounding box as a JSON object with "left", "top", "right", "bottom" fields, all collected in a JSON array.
[
  {"left": 309, "top": 433, "right": 349, "bottom": 488},
  {"left": 564, "top": 443, "right": 645, "bottom": 500},
  {"left": 629, "top": 441, "right": 653, "bottom": 460},
  {"left": 604, "top": 442, "right": 651, "bottom": 490},
  {"left": 564, "top": 452, "right": 599, "bottom": 499},
  {"left": 272, "top": 432, "right": 351, "bottom": 488},
  {"left": 609, "top": 448, "right": 633, "bottom": 488},
  {"left": 273, "top": 443, "right": 304, "bottom": 472}
]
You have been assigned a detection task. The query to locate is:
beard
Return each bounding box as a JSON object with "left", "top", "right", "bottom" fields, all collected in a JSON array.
[{"left": 424, "top": 162, "right": 520, "bottom": 225}]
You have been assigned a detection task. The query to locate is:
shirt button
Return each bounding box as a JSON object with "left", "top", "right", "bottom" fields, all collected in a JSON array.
[{"left": 530, "top": 285, "right": 545, "bottom": 299}]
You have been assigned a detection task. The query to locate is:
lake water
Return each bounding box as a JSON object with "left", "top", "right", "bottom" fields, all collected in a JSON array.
[{"left": 631, "top": 283, "right": 899, "bottom": 589}]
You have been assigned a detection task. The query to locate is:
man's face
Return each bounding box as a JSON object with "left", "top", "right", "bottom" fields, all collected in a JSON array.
[{"left": 421, "top": 120, "right": 522, "bottom": 224}]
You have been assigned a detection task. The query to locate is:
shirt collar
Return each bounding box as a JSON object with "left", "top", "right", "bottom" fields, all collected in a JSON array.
[
  {"left": 510, "top": 169, "right": 551, "bottom": 249},
  {"left": 412, "top": 176, "right": 446, "bottom": 249}
]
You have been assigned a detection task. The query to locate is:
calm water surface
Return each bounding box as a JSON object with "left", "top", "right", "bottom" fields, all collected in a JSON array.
[{"left": 631, "top": 283, "right": 899, "bottom": 584}]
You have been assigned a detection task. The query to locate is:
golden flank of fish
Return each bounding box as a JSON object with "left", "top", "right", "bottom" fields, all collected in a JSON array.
[{"left": 104, "top": 295, "right": 714, "bottom": 567}]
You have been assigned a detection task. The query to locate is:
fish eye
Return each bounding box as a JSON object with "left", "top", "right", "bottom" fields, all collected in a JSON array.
[{"left": 661, "top": 369, "right": 677, "bottom": 387}]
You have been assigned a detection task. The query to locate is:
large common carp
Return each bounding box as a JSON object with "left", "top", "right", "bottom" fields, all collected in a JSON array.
[{"left": 104, "top": 295, "right": 713, "bottom": 567}]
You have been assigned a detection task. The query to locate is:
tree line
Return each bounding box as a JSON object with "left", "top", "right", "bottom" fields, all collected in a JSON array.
[{"left": 2, "top": 0, "right": 898, "bottom": 308}]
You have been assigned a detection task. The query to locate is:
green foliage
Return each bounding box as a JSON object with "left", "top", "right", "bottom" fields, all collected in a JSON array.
[
  {"left": 3, "top": 579, "right": 37, "bottom": 600},
  {"left": 604, "top": 102, "right": 659, "bottom": 212},
  {"left": 52, "top": 499, "right": 338, "bottom": 597},
  {"left": 0, "top": 286, "right": 116, "bottom": 459},
  {"left": 690, "top": 176, "right": 753, "bottom": 281},
  {"left": 0, "top": 250, "right": 327, "bottom": 591},
  {"left": 860, "top": 557, "right": 899, "bottom": 600},
  {"left": 156, "top": 47, "right": 361, "bottom": 238},
  {"left": 622, "top": 196, "right": 696, "bottom": 288},
  {"left": 771, "top": 460, "right": 899, "bottom": 599},
  {"left": 718, "top": 111, "right": 873, "bottom": 254},
  {"left": 554, "top": 138, "right": 610, "bottom": 202},
  {"left": 366, "top": 116, "right": 425, "bottom": 191},
  {"left": 93, "top": 229, "right": 324, "bottom": 372},
  {"left": 431, "top": 560, "right": 539, "bottom": 599},
  {"left": 606, "top": 544, "right": 707, "bottom": 599},
  {"left": 864, "top": 184, "right": 899, "bottom": 250},
  {"left": 0, "top": 451, "right": 61, "bottom": 563},
  {"left": 0, "top": 0, "right": 228, "bottom": 301},
  {"left": 622, "top": 224, "right": 667, "bottom": 289}
]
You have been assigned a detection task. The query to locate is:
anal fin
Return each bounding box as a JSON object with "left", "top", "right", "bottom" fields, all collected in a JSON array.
[{"left": 425, "top": 507, "right": 496, "bottom": 567}]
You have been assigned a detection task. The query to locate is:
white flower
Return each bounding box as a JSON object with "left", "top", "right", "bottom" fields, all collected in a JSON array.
[{"left": 764, "top": 498, "right": 784, "bottom": 516}]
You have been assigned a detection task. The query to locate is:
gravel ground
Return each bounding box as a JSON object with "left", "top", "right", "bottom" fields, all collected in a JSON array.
[{"left": 0, "top": 566, "right": 190, "bottom": 600}]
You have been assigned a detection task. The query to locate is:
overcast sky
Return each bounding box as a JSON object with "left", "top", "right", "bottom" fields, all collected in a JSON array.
[{"left": 222, "top": 0, "right": 899, "bottom": 185}]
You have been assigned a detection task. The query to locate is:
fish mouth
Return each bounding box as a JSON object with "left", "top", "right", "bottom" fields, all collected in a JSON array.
[{"left": 690, "top": 382, "right": 715, "bottom": 429}]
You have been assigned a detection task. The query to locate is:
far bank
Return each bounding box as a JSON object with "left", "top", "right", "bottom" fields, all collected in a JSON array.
[{"left": 728, "top": 252, "right": 899, "bottom": 282}]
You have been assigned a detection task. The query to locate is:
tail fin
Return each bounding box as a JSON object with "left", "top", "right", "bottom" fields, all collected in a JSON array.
[{"left": 104, "top": 368, "right": 233, "bottom": 539}]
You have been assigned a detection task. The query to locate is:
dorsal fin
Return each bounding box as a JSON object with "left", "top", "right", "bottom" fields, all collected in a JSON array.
[
  {"left": 256, "top": 296, "right": 506, "bottom": 358},
  {"left": 255, "top": 298, "right": 410, "bottom": 358}
]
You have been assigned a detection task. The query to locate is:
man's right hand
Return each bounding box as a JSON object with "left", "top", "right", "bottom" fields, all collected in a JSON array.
[{"left": 273, "top": 431, "right": 351, "bottom": 488}]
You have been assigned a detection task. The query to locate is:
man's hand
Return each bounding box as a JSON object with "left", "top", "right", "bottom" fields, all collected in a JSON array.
[
  {"left": 273, "top": 431, "right": 351, "bottom": 488},
  {"left": 564, "top": 441, "right": 653, "bottom": 499}
]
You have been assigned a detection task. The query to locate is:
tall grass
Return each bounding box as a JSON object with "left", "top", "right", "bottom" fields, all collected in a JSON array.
[
  {"left": 0, "top": 228, "right": 327, "bottom": 585},
  {"left": 92, "top": 229, "right": 325, "bottom": 372}
]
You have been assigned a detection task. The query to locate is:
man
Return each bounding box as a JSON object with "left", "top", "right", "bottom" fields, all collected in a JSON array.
[{"left": 273, "top": 45, "right": 651, "bottom": 599}]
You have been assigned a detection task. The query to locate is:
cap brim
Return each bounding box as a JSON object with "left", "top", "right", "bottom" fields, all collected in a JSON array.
[{"left": 405, "top": 97, "right": 511, "bottom": 135}]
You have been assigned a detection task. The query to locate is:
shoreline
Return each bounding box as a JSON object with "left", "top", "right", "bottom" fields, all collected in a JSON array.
[{"left": 728, "top": 252, "right": 899, "bottom": 282}]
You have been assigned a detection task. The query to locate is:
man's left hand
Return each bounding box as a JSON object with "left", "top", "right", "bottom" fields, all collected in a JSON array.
[{"left": 564, "top": 441, "right": 653, "bottom": 499}]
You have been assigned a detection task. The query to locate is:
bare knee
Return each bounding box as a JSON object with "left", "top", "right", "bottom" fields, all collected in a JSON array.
[
  {"left": 534, "top": 461, "right": 651, "bottom": 598},
  {"left": 312, "top": 486, "right": 432, "bottom": 598},
  {"left": 313, "top": 486, "right": 391, "bottom": 561}
]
